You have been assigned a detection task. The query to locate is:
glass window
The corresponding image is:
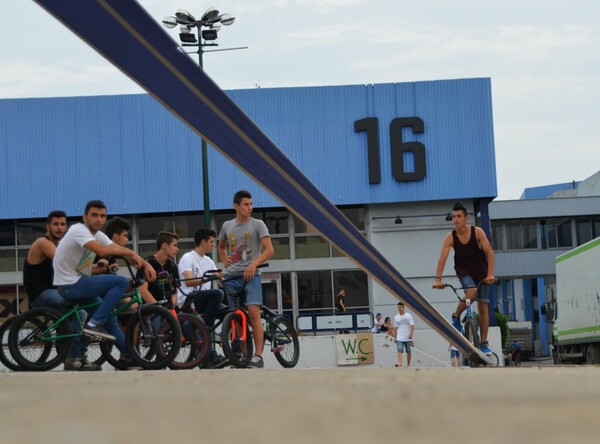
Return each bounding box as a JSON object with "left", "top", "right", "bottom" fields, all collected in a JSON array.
[
  {"left": 16, "top": 220, "right": 46, "bottom": 246},
  {"left": 541, "top": 219, "right": 557, "bottom": 249},
  {"left": 576, "top": 218, "right": 593, "bottom": 246},
  {"left": 333, "top": 270, "right": 369, "bottom": 309},
  {"left": 341, "top": 207, "right": 366, "bottom": 231},
  {"left": 295, "top": 236, "right": 330, "bottom": 259},
  {"left": 281, "top": 272, "right": 292, "bottom": 312},
  {"left": 18, "top": 249, "right": 28, "bottom": 271},
  {"left": 297, "top": 271, "right": 332, "bottom": 309},
  {"left": 174, "top": 213, "right": 203, "bottom": 239},
  {"left": 215, "top": 211, "right": 236, "bottom": 235},
  {"left": 176, "top": 241, "right": 196, "bottom": 262},
  {"left": 137, "top": 242, "right": 157, "bottom": 260},
  {"left": 293, "top": 215, "right": 319, "bottom": 235},
  {"left": 506, "top": 221, "right": 521, "bottom": 250},
  {"left": 491, "top": 221, "right": 504, "bottom": 250},
  {"left": 271, "top": 238, "right": 290, "bottom": 260},
  {"left": 0, "top": 220, "right": 15, "bottom": 247},
  {"left": 256, "top": 209, "right": 289, "bottom": 235},
  {"left": 593, "top": 216, "right": 600, "bottom": 239},
  {"left": 0, "top": 250, "right": 16, "bottom": 272},
  {"left": 556, "top": 218, "right": 572, "bottom": 248},
  {"left": 138, "top": 214, "right": 173, "bottom": 241},
  {"left": 522, "top": 220, "right": 538, "bottom": 249}
]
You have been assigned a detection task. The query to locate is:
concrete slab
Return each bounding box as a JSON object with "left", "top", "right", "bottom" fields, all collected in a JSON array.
[{"left": 1, "top": 366, "right": 598, "bottom": 443}]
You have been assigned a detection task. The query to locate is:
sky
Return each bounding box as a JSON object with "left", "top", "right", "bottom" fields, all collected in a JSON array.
[{"left": 1, "top": 0, "right": 599, "bottom": 200}]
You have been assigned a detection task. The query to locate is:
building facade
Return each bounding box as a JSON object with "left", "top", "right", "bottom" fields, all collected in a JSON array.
[{"left": 0, "top": 78, "right": 497, "bottom": 335}]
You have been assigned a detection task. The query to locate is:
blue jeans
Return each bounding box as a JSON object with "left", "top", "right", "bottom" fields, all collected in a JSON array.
[
  {"left": 31, "top": 288, "right": 88, "bottom": 358},
  {"left": 223, "top": 275, "right": 262, "bottom": 307},
  {"left": 59, "top": 275, "right": 129, "bottom": 356}
]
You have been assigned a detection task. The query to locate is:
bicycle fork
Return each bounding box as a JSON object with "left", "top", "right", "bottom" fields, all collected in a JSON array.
[{"left": 229, "top": 309, "right": 248, "bottom": 341}]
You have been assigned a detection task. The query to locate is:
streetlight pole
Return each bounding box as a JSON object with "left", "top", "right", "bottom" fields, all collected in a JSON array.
[{"left": 162, "top": 8, "right": 244, "bottom": 229}]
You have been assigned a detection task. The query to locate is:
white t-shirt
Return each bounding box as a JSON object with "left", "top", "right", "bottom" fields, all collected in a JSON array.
[
  {"left": 394, "top": 312, "right": 415, "bottom": 342},
  {"left": 53, "top": 223, "right": 112, "bottom": 285},
  {"left": 177, "top": 250, "right": 218, "bottom": 306}
]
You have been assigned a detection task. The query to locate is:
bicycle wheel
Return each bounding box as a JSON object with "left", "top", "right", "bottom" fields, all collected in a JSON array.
[
  {"left": 269, "top": 315, "right": 300, "bottom": 368},
  {"left": 221, "top": 311, "right": 253, "bottom": 368},
  {"left": 9, "top": 307, "right": 73, "bottom": 371},
  {"left": 464, "top": 318, "right": 480, "bottom": 348},
  {"left": 168, "top": 313, "right": 211, "bottom": 370},
  {"left": 125, "top": 305, "right": 181, "bottom": 370},
  {"left": 489, "top": 351, "right": 499, "bottom": 367},
  {"left": 0, "top": 317, "right": 22, "bottom": 371}
]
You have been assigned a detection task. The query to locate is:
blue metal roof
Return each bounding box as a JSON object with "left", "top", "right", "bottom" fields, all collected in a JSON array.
[{"left": 0, "top": 78, "right": 496, "bottom": 219}]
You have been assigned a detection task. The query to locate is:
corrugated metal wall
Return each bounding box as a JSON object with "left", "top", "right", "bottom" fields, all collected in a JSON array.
[{"left": 0, "top": 78, "right": 496, "bottom": 219}]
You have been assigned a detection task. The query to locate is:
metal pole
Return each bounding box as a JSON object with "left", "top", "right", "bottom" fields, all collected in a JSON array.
[{"left": 198, "top": 28, "right": 211, "bottom": 229}]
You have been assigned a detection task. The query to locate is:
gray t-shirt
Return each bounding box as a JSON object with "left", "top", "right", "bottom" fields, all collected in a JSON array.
[{"left": 218, "top": 217, "right": 270, "bottom": 277}]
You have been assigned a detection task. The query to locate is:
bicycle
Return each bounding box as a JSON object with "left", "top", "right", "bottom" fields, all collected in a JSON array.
[
  {"left": 154, "top": 271, "right": 211, "bottom": 370},
  {"left": 215, "top": 265, "right": 300, "bottom": 368},
  {"left": 1, "top": 316, "right": 23, "bottom": 371},
  {"left": 8, "top": 261, "right": 182, "bottom": 371},
  {"left": 440, "top": 282, "right": 499, "bottom": 367}
]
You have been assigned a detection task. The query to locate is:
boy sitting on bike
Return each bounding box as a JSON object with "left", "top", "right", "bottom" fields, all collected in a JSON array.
[{"left": 178, "top": 227, "right": 229, "bottom": 369}]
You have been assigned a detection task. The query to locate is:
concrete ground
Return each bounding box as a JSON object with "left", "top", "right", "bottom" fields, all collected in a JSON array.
[{"left": 1, "top": 366, "right": 599, "bottom": 444}]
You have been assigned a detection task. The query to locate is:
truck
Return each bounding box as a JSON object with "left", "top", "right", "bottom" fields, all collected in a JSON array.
[{"left": 543, "top": 237, "right": 600, "bottom": 364}]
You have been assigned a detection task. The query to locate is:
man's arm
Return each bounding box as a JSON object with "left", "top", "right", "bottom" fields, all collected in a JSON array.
[
  {"left": 217, "top": 239, "right": 230, "bottom": 267},
  {"left": 475, "top": 227, "right": 496, "bottom": 284},
  {"left": 243, "top": 236, "right": 274, "bottom": 281},
  {"left": 433, "top": 233, "right": 453, "bottom": 288},
  {"left": 83, "top": 240, "right": 156, "bottom": 281}
]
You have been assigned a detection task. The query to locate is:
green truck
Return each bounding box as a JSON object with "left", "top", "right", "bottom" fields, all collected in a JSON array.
[{"left": 544, "top": 237, "right": 600, "bottom": 364}]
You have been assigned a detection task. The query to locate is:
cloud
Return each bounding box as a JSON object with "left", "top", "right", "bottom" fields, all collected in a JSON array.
[{"left": 0, "top": 61, "right": 121, "bottom": 98}]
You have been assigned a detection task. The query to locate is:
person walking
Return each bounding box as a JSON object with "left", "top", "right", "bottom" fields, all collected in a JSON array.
[{"left": 394, "top": 302, "right": 415, "bottom": 368}]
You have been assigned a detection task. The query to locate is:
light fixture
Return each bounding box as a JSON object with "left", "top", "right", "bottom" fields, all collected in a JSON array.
[
  {"left": 445, "top": 213, "right": 453, "bottom": 221},
  {"left": 394, "top": 216, "right": 403, "bottom": 225},
  {"left": 162, "top": 7, "right": 245, "bottom": 231}
]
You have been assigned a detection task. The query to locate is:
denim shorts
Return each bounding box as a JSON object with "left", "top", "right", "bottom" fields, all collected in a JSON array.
[
  {"left": 222, "top": 274, "right": 262, "bottom": 307},
  {"left": 458, "top": 275, "right": 490, "bottom": 304},
  {"left": 396, "top": 341, "right": 412, "bottom": 353},
  {"left": 450, "top": 349, "right": 461, "bottom": 359}
]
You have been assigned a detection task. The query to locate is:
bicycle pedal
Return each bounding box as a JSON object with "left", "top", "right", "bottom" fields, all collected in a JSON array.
[{"left": 273, "top": 345, "right": 285, "bottom": 353}]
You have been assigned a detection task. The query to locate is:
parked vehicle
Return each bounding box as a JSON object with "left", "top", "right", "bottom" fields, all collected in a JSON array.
[{"left": 542, "top": 237, "right": 600, "bottom": 364}]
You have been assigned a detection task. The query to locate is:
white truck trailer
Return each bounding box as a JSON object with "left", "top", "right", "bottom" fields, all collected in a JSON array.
[{"left": 546, "top": 237, "right": 600, "bottom": 364}]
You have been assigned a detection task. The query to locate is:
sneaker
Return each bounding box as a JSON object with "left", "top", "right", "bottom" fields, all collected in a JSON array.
[
  {"left": 83, "top": 323, "right": 116, "bottom": 342},
  {"left": 451, "top": 315, "right": 462, "bottom": 332},
  {"left": 247, "top": 355, "right": 264, "bottom": 369},
  {"left": 207, "top": 354, "right": 230, "bottom": 369},
  {"left": 64, "top": 356, "right": 102, "bottom": 372},
  {"left": 479, "top": 342, "right": 493, "bottom": 355}
]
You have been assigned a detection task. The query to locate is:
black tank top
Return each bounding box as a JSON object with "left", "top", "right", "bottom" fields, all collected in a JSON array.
[
  {"left": 23, "top": 239, "right": 55, "bottom": 302},
  {"left": 452, "top": 226, "right": 487, "bottom": 281}
]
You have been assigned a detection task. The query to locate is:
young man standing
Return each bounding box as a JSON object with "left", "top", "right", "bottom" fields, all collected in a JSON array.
[
  {"left": 433, "top": 202, "right": 496, "bottom": 354},
  {"left": 53, "top": 200, "right": 155, "bottom": 355},
  {"left": 218, "top": 190, "right": 274, "bottom": 369},
  {"left": 179, "top": 227, "right": 228, "bottom": 368},
  {"left": 24, "top": 210, "right": 99, "bottom": 371},
  {"left": 394, "top": 302, "right": 415, "bottom": 368}
]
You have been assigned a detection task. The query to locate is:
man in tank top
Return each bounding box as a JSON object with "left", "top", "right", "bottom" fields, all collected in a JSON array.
[{"left": 433, "top": 202, "right": 496, "bottom": 355}]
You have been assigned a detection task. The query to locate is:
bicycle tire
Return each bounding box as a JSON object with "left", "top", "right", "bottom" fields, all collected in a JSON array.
[
  {"left": 8, "top": 307, "right": 73, "bottom": 371},
  {"left": 269, "top": 315, "right": 300, "bottom": 368},
  {"left": 95, "top": 312, "right": 131, "bottom": 370},
  {"left": 125, "top": 304, "right": 181, "bottom": 370},
  {"left": 0, "top": 317, "right": 22, "bottom": 371},
  {"left": 489, "top": 351, "right": 499, "bottom": 367},
  {"left": 168, "top": 313, "right": 211, "bottom": 370},
  {"left": 464, "top": 318, "right": 480, "bottom": 348},
  {"left": 221, "top": 311, "right": 253, "bottom": 368}
]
